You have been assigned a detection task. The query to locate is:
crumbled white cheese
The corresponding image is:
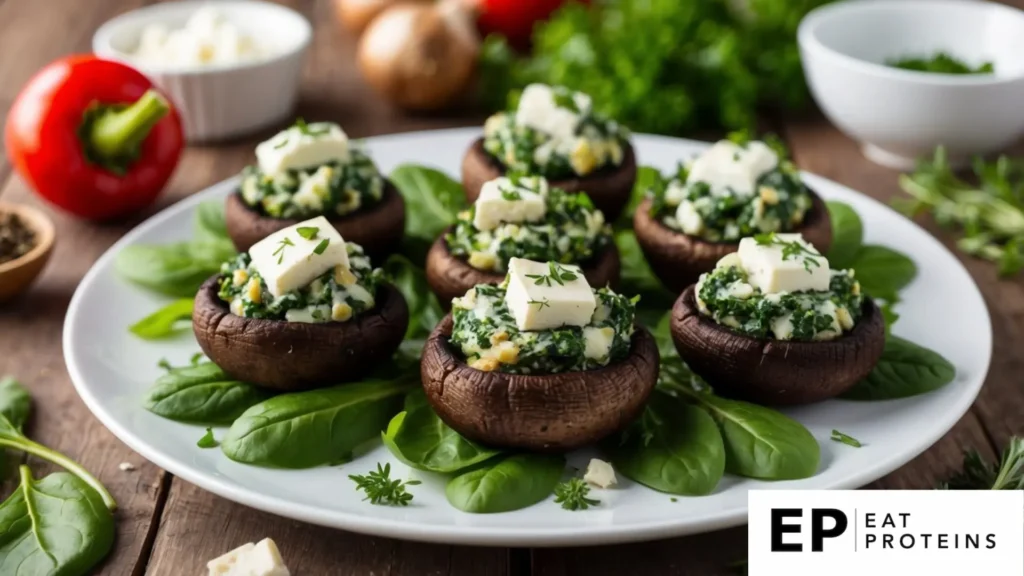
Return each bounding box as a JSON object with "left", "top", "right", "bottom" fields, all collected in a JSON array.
[
  {"left": 118, "top": 462, "right": 136, "bottom": 472},
  {"left": 515, "top": 84, "right": 591, "bottom": 145},
  {"left": 675, "top": 200, "right": 704, "bottom": 235},
  {"left": 504, "top": 258, "right": 596, "bottom": 331},
  {"left": 132, "top": 6, "right": 267, "bottom": 67},
  {"left": 583, "top": 459, "right": 617, "bottom": 489},
  {"left": 207, "top": 538, "right": 290, "bottom": 576},
  {"left": 686, "top": 140, "right": 779, "bottom": 197},
  {"left": 248, "top": 216, "right": 349, "bottom": 298},
  {"left": 472, "top": 177, "right": 548, "bottom": 231},
  {"left": 255, "top": 122, "right": 350, "bottom": 177},
  {"left": 291, "top": 166, "right": 333, "bottom": 211},
  {"left": 736, "top": 233, "right": 829, "bottom": 294},
  {"left": 582, "top": 326, "right": 615, "bottom": 361}
]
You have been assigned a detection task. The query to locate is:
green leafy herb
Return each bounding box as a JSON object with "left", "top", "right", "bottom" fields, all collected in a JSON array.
[
  {"left": 941, "top": 437, "right": 1023, "bottom": 490},
  {"left": 500, "top": 188, "right": 522, "bottom": 201},
  {"left": 158, "top": 358, "right": 173, "bottom": 371},
  {"left": 143, "top": 361, "right": 271, "bottom": 425},
  {"left": 528, "top": 298, "right": 551, "bottom": 309},
  {"left": 384, "top": 254, "right": 444, "bottom": 338},
  {"left": 274, "top": 236, "right": 294, "bottom": 264},
  {"left": 446, "top": 454, "right": 565, "bottom": 514},
  {"left": 604, "top": 391, "right": 726, "bottom": 495},
  {"left": 830, "top": 430, "right": 862, "bottom": 448},
  {"left": 754, "top": 232, "right": 823, "bottom": 272},
  {"left": 825, "top": 201, "right": 864, "bottom": 269},
  {"left": 190, "top": 352, "right": 204, "bottom": 365},
  {"left": 389, "top": 164, "right": 467, "bottom": 263},
  {"left": 381, "top": 395, "right": 502, "bottom": 474},
  {"left": 479, "top": 0, "right": 834, "bottom": 135},
  {"left": 313, "top": 238, "right": 330, "bottom": 255},
  {"left": 197, "top": 428, "right": 218, "bottom": 448},
  {"left": 553, "top": 478, "right": 600, "bottom": 511},
  {"left": 0, "top": 466, "right": 115, "bottom": 576},
  {"left": 898, "top": 146, "right": 1024, "bottom": 277},
  {"left": 222, "top": 377, "right": 411, "bottom": 468},
  {"left": 129, "top": 298, "right": 195, "bottom": 340},
  {"left": 849, "top": 245, "right": 917, "bottom": 301},
  {"left": 888, "top": 53, "right": 994, "bottom": 75},
  {"left": 842, "top": 335, "right": 955, "bottom": 400},
  {"left": 296, "top": 226, "right": 319, "bottom": 240},
  {"left": 527, "top": 262, "right": 579, "bottom": 287},
  {"left": 292, "top": 117, "right": 330, "bottom": 136},
  {"left": 0, "top": 377, "right": 31, "bottom": 431},
  {"left": 349, "top": 462, "right": 421, "bottom": 506}
]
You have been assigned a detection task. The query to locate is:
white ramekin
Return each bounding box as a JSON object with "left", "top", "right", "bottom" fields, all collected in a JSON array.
[
  {"left": 93, "top": 0, "right": 312, "bottom": 143},
  {"left": 798, "top": 0, "right": 1024, "bottom": 169}
]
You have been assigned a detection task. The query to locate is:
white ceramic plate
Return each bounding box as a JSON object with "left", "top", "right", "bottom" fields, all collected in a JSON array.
[{"left": 64, "top": 128, "right": 991, "bottom": 547}]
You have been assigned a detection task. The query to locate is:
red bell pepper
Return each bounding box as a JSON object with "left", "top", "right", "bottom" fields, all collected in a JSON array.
[
  {"left": 476, "top": 0, "right": 587, "bottom": 49},
  {"left": 5, "top": 55, "right": 184, "bottom": 221}
]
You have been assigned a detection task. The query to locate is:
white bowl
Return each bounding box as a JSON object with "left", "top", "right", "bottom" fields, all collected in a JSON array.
[
  {"left": 93, "top": 0, "right": 311, "bottom": 143},
  {"left": 798, "top": 0, "right": 1024, "bottom": 169}
]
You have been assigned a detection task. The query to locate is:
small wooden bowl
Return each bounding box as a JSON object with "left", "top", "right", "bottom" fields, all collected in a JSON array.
[{"left": 0, "top": 203, "right": 55, "bottom": 303}]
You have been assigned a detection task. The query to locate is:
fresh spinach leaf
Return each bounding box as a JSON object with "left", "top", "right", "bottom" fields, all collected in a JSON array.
[
  {"left": 825, "top": 201, "right": 863, "bottom": 269},
  {"left": 0, "top": 415, "right": 116, "bottom": 511},
  {"left": 652, "top": 312, "right": 676, "bottom": 358},
  {"left": 445, "top": 454, "right": 565, "bottom": 513},
  {"left": 385, "top": 254, "right": 443, "bottom": 338},
  {"left": 116, "top": 241, "right": 231, "bottom": 298},
  {"left": 197, "top": 428, "right": 218, "bottom": 448},
  {"left": 604, "top": 392, "right": 725, "bottom": 495},
  {"left": 389, "top": 164, "right": 467, "bottom": 263},
  {"left": 129, "top": 298, "right": 195, "bottom": 340},
  {"left": 143, "top": 361, "right": 271, "bottom": 425},
  {"left": 615, "top": 230, "right": 675, "bottom": 313},
  {"left": 382, "top": 403, "right": 502, "bottom": 474},
  {"left": 842, "top": 335, "right": 956, "bottom": 400},
  {"left": 194, "top": 201, "right": 231, "bottom": 244},
  {"left": 0, "top": 377, "right": 30, "bottom": 431},
  {"left": 0, "top": 466, "right": 115, "bottom": 576},
  {"left": 222, "top": 378, "right": 411, "bottom": 468},
  {"left": 850, "top": 245, "right": 917, "bottom": 300}
]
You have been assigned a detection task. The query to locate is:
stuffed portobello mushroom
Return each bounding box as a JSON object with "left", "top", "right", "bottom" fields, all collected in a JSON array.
[
  {"left": 462, "top": 83, "right": 637, "bottom": 220},
  {"left": 634, "top": 137, "right": 832, "bottom": 294},
  {"left": 425, "top": 174, "right": 620, "bottom": 308},
  {"left": 422, "top": 257, "right": 659, "bottom": 452},
  {"left": 194, "top": 216, "right": 408, "bottom": 391},
  {"left": 225, "top": 119, "right": 405, "bottom": 260},
  {"left": 670, "top": 233, "right": 884, "bottom": 405}
]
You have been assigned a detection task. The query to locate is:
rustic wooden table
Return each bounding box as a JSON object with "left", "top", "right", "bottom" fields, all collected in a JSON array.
[{"left": 1, "top": 0, "right": 1021, "bottom": 574}]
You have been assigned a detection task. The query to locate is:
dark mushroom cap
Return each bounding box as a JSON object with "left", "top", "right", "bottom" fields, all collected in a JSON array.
[
  {"left": 224, "top": 180, "right": 406, "bottom": 262},
  {"left": 424, "top": 230, "right": 622, "bottom": 310},
  {"left": 670, "top": 285, "right": 885, "bottom": 405},
  {"left": 633, "top": 189, "right": 833, "bottom": 295},
  {"left": 192, "top": 276, "right": 409, "bottom": 391},
  {"left": 460, "top": 137, "right": 638, "bottom": 221},
  {"left": 421, "top": 315, "right": 660, "bottom": 452}
]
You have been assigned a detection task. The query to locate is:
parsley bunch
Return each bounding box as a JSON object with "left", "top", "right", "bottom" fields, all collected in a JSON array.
[
  {"left": 897, "top": 147, "right": 1024, "bottom": 277},
  {"left": 479, "top": 0, "right": 836, "bottom": 134}
]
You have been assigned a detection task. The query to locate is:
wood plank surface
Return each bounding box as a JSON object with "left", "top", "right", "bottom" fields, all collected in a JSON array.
[{"left": 0, "top": 0, "right": 1017, "bottom": 574}]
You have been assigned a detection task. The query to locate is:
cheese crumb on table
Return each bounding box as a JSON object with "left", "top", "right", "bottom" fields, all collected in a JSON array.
[
  {"left": 584, "top": 459, "right": 617, "bottom": 489},
  {"left": 207, "top": 538, "right": 290, "bottom": 576},
  {"left": 118, "top": 462, "right": 135, "bottom": 472},
  {"left": 248, "top": 216, "right": 350, "bottom": 298},
  {"left": 503, "top": 258, "right": 596, "bottom": 331}
]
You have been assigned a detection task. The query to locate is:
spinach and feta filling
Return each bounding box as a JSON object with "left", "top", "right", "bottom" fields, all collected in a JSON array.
[
  {"left": 446, "top": 176, "right": 611, "bottom": 273},
  {"left": 695, "top": 235, "right": 863, "bottom": 341},
  {"left": 650, "top": 137, "right": 811, "bottom": 242},
  {"left": 450, "top": 283, "right": 636, "bottom": 374},
  {"left": 240, "top": 120, "right": 386, "bottom": 220},
  {"left": 218, "top": 242, "right": 383, "bottom": 323},
  {"left": 482, "top": 83, "right": 628, "bottom": 180}
]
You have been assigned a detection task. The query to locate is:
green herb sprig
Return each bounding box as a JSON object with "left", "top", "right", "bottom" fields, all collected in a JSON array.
[
  {"left": 754, "top": 232, "right": 823, "bottom": 272},
  {"left": 526, "top": 262, "right": 579, "bottom": 287},
  {"left": 273, "top": 236, "right": 294, "bottom": 264},
  {"left": 553, "top": 477, "right": 600, "bottom": 511},
  {"left": 349, "top": 463, "right": 422, "bottom": 506},
  {"left": 941, "top": 437, "right": 1023, "bottom": 490},
  {"left": 830, "top": 429, "right": 862, "bottom": 448}
]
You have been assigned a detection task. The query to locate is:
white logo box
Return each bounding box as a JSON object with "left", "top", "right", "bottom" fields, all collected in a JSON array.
[{"left": 749, "top": 490, "right": 1024, "bottom": 575}]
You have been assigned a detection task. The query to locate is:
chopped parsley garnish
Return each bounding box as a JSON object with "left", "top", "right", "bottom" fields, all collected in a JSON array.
[
  {"left": 500, "top": 188, "right": 522, "bottom": 201},
  {"left": 349, "top": 463, "right": 421, "bottom": 506},
  {"left": 313, "top": 238, "right": 330, "bottom": 255},
  {"left": 527, "top": 262, "right": 579, "bottom": 287},
  {"left": 754, "top": 233, "right": 822, "bottom": 273},
  {"left": 830, "top": 430, "right": 862, "bottom": 448},
  {"left": 552, "top": 90, "right": 581, "bottom": 112},
  {"left": 293, "top": 117, "right": 331, "bottom": 136},
  {"left": 888, "top": 52, "right": 994, "bottom": 75},
  {"left": 553, "top": 478, "right": 599, "bottom": 511},
  {"left": 297, "top": 226, "right": 319, "bottom": 240},
  {"left": 273, "top": 237, "right": 294, "bottom": 264}
]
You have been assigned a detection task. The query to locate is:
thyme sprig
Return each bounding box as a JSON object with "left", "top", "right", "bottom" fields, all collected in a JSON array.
[
  {"left": 349, "top": 463, "right": 422, "bottom": 506},
  {"left": 526, "top": 262, "right": 579, "bottom": 287}
]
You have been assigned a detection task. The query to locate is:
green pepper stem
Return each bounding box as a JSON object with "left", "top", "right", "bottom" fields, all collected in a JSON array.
[
  {"left": 1, "top": 436, "right": 117, "bottom": 511},
  {"left": 88, "top": 89, "right": 170, "bottom": 162}
]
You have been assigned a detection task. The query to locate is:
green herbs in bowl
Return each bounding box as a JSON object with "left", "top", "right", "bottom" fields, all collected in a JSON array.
[{"left": 887, "top": 52, "right": 994, "bottom": 75}]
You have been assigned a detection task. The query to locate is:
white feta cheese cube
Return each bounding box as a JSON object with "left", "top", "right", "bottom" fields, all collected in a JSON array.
[
  {"left": 207, "top": 538, "right": 290, "bottom": 576},
  {"left": 583, "top": 458, "right": 617, "bottom": 488},
  {"left": 737, "top": 233, "right": 830, "bottom": 294},
  {"left": 686, "top": 140, "right": 779, "bottom": 197},
  {"left": 248, "top": 216, "right": 349, "bottom": 298},
  {"left": 503, "top": 258, "right": 596, "bottom": 331},
  {"left": 472, "top": 177, "right": 548, "bottom": 231},
  {"left": 256, "top": 122, "right": 350, "bottom": 177},
  {"left": 514, "top": 84, "right": 589, "bottom": 143}
]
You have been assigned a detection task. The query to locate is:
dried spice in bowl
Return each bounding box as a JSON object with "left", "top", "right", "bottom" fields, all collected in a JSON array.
[{"left": 0, "top": 212, "right": 37, "bottom": 265}]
